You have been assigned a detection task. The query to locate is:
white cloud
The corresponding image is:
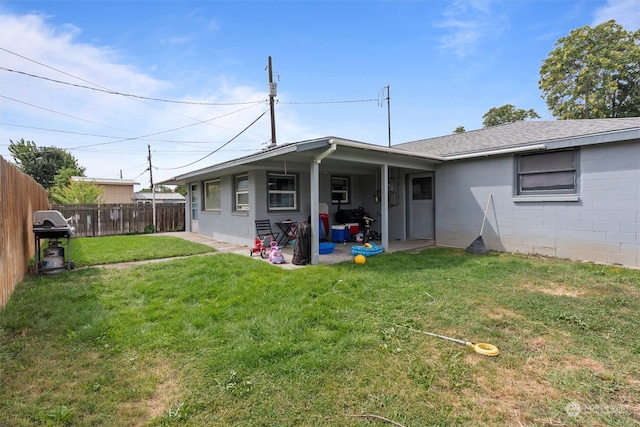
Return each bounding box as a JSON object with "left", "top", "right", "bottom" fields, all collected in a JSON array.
[
  {"left": 0, "top": 12, "right": 311, "bottom": 185},
  {"left": 435, "top": 0, "right": 504, "bottom": 59},
  {"left": 592, "top": 0, "right": 640, "bottom": 30}
]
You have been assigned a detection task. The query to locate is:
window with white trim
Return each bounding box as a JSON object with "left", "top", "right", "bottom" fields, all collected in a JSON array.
[
  {"left": 190, "top": 183, "right": 199, "bottom": 220},
  {"left": 268, "top": 173, "right": 297, "bottom": 210},
  {"left": 204, "top": 179, "right": 221, "bottom": 211},
  {"left": 516, "top": 149, "right": 578, "bottom": 195},
  {"left": 234, "top": 174, "right": 249, "bottom": 211},
  {"left": 331, "top": 176, "right": 350, "bottom": 204}
]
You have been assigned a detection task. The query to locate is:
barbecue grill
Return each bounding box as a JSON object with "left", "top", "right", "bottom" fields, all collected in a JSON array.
[{"left": 33, "top": 210, "right": 75, "bottom": 275}]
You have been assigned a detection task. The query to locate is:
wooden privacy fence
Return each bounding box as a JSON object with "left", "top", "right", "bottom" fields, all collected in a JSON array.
[
  {"left": 50, "top": 203, "right": 185, "bottom": 237},
  {"left": 1, "top": 156, "right": 50, "bottom": 308}
]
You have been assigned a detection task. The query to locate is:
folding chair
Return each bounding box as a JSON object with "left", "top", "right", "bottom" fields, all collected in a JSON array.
[{"left": 255, "top": 219, "right": 280, "bottom": 244}]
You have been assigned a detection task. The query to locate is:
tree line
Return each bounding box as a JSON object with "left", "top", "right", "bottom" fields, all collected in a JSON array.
[
  {"left": 8, "top": 139, "right": 184, "bottom": 204},
  {"left": 454, "top": 20, "right": 639, "bottom": 132}
]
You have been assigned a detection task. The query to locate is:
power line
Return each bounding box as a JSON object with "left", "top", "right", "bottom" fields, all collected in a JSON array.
[
  {"left": 72, "top": 103, "right": 264, "bottom": 149},
  {"left": 0, "top": 66, "right": 267, "bottom": 106},
  {"left": 1, "top": 66, "right": 380, "bottom": 107},
  {"left": 280, "top": 99, "right": 378, "bottom": 105},
  {"left": 132, "top": 167, "right": 150, "bottom": 181},
  {"left": 0, "top": 46, "right": 111, "bottom": 91},
  {"left": 0, "top": 47, "right": 267, "bottom": 138},
  {"left": 2, "top": 47, "right": 380, "bottom": 107},
  {"left": 0, "top": 119, "right": 265, "bottom": 145},
  {"left": 0, "top": 94, "right": 128, "bottom": 132},
  {"left": 0, "top": 122, "right": 128, "bottom": 139},
  {"left": 157, "top": 112, "right": 266, "bottom": 171},
  {"left": 0, "top": 99, "right": 263, "bottom": 150}
]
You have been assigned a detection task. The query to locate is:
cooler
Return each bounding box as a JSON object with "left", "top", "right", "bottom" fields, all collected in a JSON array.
[
  {"left": 346, "top": 223, "right": 359, "bottom": 238},
  {"left": 331, "top": 225, "right": 348, "bottom": 243}
]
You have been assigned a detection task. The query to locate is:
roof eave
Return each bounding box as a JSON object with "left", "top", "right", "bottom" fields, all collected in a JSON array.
[{"left": 159, "top": 137, "right": 445, "bottom": 185}]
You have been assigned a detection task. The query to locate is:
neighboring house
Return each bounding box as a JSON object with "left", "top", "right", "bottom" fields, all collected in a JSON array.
[
  {"left": 72, "top": 177, "right": 140, "bottom": 204},
  {"left": 134, "top": 192, "right": 185, "bottom": 205},
  {"left": 160, "top": 118, "right": 640, "bottom": 268}
]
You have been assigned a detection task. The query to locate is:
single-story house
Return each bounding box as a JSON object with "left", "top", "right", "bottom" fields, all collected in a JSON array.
[
  {"left": 160, "top": 117, "right": 640, "bottom": 268},
  {"left": 134, "top": 191, "right": 185, "bottom": 205},
  {"left": 72, "top": 177, "right": 140, "bottom": 204}
]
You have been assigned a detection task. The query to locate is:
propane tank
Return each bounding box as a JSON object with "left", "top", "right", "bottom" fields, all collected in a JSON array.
[{"left": 42, "top": 240, "right": 65, "bottom": 274}]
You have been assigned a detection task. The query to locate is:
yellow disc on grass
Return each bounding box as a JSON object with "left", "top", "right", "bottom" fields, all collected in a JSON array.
[{"left": 354, "top": 254, "right": 366, "bottom": 265}]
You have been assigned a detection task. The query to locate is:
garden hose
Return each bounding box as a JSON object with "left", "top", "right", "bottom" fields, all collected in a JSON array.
[{"left": 395, "top": 324, "right": 500, "bottom": 357}]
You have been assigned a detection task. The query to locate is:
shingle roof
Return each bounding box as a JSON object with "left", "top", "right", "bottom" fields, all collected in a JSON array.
[{"left": 394, "top": 118, "right": 640, "bottom": 157}]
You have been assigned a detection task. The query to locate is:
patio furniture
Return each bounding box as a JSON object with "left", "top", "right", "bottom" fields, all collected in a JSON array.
[
  {"left": 276, "top": 220, "right": 297, "bottom": 246},
  {"left": 255, "top": 220, "right": 280, "bottom": 244}
]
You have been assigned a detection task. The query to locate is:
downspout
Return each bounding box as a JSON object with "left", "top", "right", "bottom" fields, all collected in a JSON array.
[
  {"left": 310, "top": 141, "right": 337, "bottom": 265},
  {"left": 315, "top": 142, "right": 337, "bottom": 164}
]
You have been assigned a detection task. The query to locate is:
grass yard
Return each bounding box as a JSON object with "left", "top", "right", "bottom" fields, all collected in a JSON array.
[
  {"left": 47, "top": 235, "right": 216, "bottom": 268},
  {"left": 1, "top": 235, "right": 639, "bottom": 426}
]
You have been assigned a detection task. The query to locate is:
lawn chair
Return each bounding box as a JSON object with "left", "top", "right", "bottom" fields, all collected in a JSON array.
[{"left": 255, "top": 219, "right": 280, "bottom": 244}]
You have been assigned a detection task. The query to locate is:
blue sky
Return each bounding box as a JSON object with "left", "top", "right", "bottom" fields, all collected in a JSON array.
[{"left": 1, "top": 0, "right": 638, "bottom": 186}]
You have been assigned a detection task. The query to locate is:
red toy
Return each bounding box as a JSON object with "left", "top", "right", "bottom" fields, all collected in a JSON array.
[{"left": 249, "top": 236, "right": 271, "bottom": 258}]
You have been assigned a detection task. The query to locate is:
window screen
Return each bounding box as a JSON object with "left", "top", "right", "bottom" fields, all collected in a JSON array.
[
  {"left": 204, "top": 179, "right": 221, "bottom": 211},
  {"left": 517, "top": 149, "right": 577, "bottom": 194}
]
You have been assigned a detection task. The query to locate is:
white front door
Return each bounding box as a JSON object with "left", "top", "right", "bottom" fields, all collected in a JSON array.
[
  {"left": 190, "top": 183, "right": 199, "bottom": 233},
  {"left": 408, "top": 173, "right": 434, "bottom": 239}
]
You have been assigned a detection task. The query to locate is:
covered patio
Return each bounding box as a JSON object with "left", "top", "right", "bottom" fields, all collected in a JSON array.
[
  {"left": 159, "top": 137, "right": 443, "bottom": 266},
  {"left": 157, "top": 232, "right": 435, "bottom": 269},
  {"left": 290, "top": 238, "right": 436, "bottom": 266}
]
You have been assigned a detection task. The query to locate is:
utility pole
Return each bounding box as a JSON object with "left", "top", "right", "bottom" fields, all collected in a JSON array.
[
  {"left": 385, "top": 85, "right": 391, "bottom": 147},
  {"left": 147, "top": 144, "right": 156, "bottom": 233},
  {"left": 268, "top": 56, "right": 277, "bottom": 147}
]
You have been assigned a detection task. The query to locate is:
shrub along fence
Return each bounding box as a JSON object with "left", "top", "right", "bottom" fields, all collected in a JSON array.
[
  {"left": 50, "top": 203, "right": 185, "bottom": 237},
  {"left": 1, "top": 156, "right": 49, "bottom": 308}
]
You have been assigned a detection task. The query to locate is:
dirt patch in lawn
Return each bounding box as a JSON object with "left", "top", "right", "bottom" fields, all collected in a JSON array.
[
  {"left": 469, "top": 355, "right": 561, "bottom": 425},
  {"left": 524, "top": 281, "right": 585, "bottom": 298},
  {"left": 143, "top": 360, "right": 185, "bottom": 420},
  {"left": 118, "top": 355, "right": 185, "bottom": 424},
  {"left": 485, "top": 307, "right": 524, "bottom": 320}
]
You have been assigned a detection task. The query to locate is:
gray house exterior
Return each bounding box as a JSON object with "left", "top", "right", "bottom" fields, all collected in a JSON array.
[{"left": 161, "top": 118, "right": 639, "bottom": 268}]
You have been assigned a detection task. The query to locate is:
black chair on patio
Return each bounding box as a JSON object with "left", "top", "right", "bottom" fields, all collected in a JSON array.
[{"left": 255, "top": 219, "right": 281, "bottom": 245}]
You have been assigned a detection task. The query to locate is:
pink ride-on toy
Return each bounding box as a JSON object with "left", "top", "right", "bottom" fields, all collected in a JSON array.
[{"left": 268, "top": 240, "right": 285, "bottom": 264}]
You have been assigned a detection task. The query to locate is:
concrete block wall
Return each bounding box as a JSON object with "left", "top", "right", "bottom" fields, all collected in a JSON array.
[{"left": 435, "top": 141, "right": 639, "bottom": 268}]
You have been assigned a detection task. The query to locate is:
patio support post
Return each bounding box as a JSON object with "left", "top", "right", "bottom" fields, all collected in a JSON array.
[
  {"left": 310, "top": 141, "right": 336, "bottom": 265},
  {"left": 310, "top": 160, "right": 320, "bottom": 265},
  {"left": 381, "top": 164, "right": 389, "bottom": 250}
]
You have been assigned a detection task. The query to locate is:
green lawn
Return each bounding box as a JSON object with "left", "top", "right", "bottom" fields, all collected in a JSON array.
[
  {"left": 51, "top": 235, "right": 216, "bottom": 267},
  {"left": 2, "top": 236, "right": 639, "bottom": 426}
]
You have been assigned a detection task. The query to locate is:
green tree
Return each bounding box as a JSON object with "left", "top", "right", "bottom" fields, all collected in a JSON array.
[
  {"left": 49, "top": 179, "right": 104, "bottom": 204},
  {"left": 453, "top": 126, "right": 466, "bottom": 133},
  {"left": 482, "top": 104, "right": 540, "bottom": 127},
  {"left": 539, "top": 20, "right": 640, "bottom": 119},
  {"left": 8, "top": 139, "right": 85, "bottom": 189}
]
